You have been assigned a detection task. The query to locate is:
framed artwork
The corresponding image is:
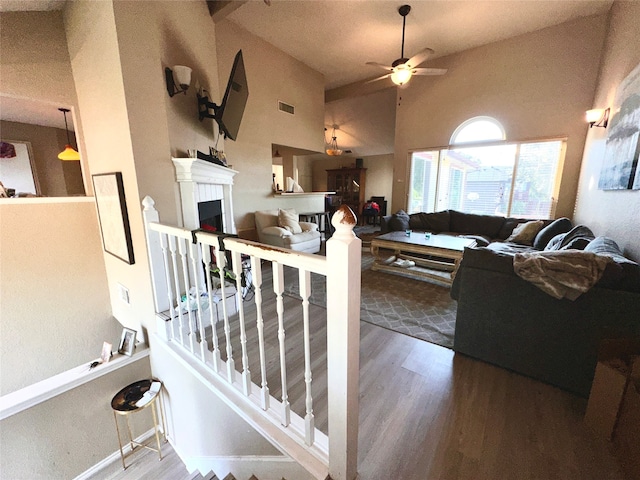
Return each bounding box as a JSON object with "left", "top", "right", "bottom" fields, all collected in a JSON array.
[
  {"left": 92, "top": 172, "right": 135, "bottom": 264},
  {"left": 118, "top": 328, "right": 137, "bottom": 356},
  {"left": 0, "top": 140, "right": 41, "bottom": 196},
  {"left": 598, "top": 61, "right": 640, "bottom": 190}
]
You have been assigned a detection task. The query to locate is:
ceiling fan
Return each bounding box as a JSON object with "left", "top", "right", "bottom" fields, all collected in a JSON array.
[{"left": 366, "top": 4, "right": 447, "bottom": 86}]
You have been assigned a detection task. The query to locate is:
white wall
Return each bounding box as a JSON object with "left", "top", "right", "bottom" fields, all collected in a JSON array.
[
  {"left": 0, "top": 355, "right": 152, "bottom": 480},
  {"left": 214, "top": 20, "right": 327, "bottom": 235},
  {"left": 325, "top": 88, "right": 396, "bottom": 157},
  {"left": 0, "top": 200, "right": 119, "bottom": 394},
  {"left": 574, "top": 2, "right": 640, "bottom": 261},
  {"left": 393, "top": 14, "right": 608, "bottom": 219}
]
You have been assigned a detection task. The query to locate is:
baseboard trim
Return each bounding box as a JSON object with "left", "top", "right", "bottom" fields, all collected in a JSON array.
[{"left": 73, "top": 428, "right": 156, "bottom": 480}]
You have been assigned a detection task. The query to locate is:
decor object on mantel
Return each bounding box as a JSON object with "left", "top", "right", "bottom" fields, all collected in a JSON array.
[
  {"left": 57, "top": 108, "right": 80, "bottom": 161},
  {"left": 598, "top": 60, "right": 640, "bottom": 190}
]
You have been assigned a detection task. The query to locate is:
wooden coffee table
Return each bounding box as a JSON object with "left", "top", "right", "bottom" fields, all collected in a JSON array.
[{"left": 370, "top": 231, "right": 476, "bottom": 286}]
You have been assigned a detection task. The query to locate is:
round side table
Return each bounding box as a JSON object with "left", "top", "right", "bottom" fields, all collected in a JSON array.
[{"left": 111, "top": 379, "right": 166, "bottom": 469}]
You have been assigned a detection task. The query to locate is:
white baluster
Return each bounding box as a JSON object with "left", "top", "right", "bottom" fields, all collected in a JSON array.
[
  {"left": 272, "top": 262, "right": 290, "bottom": 426},
  {"left": 300, "top": 269, "right": 315, "bottom": 446},
  {"left": 178, "top": 237, "right": 196, "bottom": 354},
  {"left": 251, "top": 255, "right": 270, "bottom": 410},
  {"left": 326, "top": 205, "right": 360, "bottom": 480},
  {"left": 190, "top": 241, "right": 207, "bottom": 362},
  {"left": 231, "top": 250, "right": 251, "bottom": 395},
  {"left": 214, "top": 245, "right": 235, "bottom": 382},
  {"left": 201, "top": 242, "right": 221, "bottom": 372},
  {"left": 169, "top": 236, "right": 185, "bottom": 347}
]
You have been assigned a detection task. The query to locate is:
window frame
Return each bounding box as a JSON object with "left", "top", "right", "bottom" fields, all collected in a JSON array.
[{"left": 406, "top": 135, "right": 567, "bottom": 218}]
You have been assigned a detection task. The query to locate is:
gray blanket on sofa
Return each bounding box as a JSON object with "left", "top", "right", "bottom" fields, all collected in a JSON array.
[{"left": 513, "top": 250, "right": 610, "bottom": 300}]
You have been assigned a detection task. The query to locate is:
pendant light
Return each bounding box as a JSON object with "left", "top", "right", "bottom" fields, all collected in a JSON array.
[
  {"left": 326, "top": 126, "right": 343, "bottom": 156},
  {"left": 57, "top": 108, "right": 80, "bottom": 161}
]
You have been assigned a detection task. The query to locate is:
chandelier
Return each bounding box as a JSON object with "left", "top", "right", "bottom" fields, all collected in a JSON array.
[{"left": 325, "top": 126, "right": 343, "bottom": 156}]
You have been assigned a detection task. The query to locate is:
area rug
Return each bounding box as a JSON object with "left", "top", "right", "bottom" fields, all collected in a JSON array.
[{"left": 283, "top": 254, "right": 456, "bottom": 349}]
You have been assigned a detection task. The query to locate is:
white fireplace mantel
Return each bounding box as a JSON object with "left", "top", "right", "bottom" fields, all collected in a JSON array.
[{"left": 172, "top": 157, "right": 238, "bottom": 233}]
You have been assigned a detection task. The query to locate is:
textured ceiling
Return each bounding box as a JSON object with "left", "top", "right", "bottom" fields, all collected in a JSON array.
[{"left": 227, "top": 0, "right": 613, "bottom": 90}]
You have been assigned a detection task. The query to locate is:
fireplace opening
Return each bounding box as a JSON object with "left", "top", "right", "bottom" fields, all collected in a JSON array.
[{"left": 198, "top": 200, "right": 223, "bottom": 233}]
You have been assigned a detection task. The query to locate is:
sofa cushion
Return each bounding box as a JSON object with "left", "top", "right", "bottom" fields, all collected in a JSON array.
[
  {"left": 533, "top": 217, "right": 573, "bottom": 250},
  {"left": 550, "top": 225, "right": 594, "bottom": 250},
  {"left": 449, "top": 210, "right": 505, "bottom": 238},
  {"left": 497, "top": 217, "right": 530, "bottom": 240},
  {"left": 388, "top": 210, "right": 410, "bottom": 231},
  {"left": 409, "top": 210, "right": 451, "bottom": 232},
  {"left": 459, "top": 246, "right": 516, "bottom": 275},
  {"left": 278, "top": 208, "right": 302, "bottom": 234},
  {"left": 506, "top": 220, "right": 545, "bottom": 245},
  {"left": 585, "top": 237, "right": 640, "bottom": 292}
]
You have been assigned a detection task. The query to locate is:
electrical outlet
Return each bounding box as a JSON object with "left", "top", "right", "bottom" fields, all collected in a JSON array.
[{"left": 118, "top": 283, "right": 130, "bottom": 304}]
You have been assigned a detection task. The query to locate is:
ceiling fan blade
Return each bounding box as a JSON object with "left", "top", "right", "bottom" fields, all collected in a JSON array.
[
  {"left": 364, "top": 73, "right": 393, "bottom": 84},
  {"left": 406, "top": 47, "right": 435, "bottom": 69},
  {"left": 366, "top": 62, "right": 393, "bottom": 72},
  {"left": 412, "top": 68, "right": 448, "bottom": 76}
]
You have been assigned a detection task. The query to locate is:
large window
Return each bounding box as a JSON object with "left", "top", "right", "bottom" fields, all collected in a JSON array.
[{"left": 408, "top": 118, "right": 566, "bottom": 219}]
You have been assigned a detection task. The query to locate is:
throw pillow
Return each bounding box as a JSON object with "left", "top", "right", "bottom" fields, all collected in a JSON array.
[
  {"left": 505, "top": 220, "right": 545, "bottom": 245},
  {"left": 388, "top": 210, "right": 410, "bottom": 231},
  {"left": 278, "top": 209, "right": 302, "bottom": 234},
  {"left": 533, "top": 217, "right": 573, "bottom": 250}
]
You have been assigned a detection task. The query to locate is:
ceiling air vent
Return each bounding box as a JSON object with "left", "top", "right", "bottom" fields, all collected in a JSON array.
[{"left": 278, "top": 101, "right": 295, "bottom": 115}]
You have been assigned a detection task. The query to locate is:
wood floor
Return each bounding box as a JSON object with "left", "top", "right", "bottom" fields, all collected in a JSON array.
[{"left": 91, "top": 320, "right": 624, "bottom": 480}]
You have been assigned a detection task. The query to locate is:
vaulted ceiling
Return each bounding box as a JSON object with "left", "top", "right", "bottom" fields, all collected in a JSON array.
[{"left": 224, "top": 0, "right": 613, "bottom": 91}]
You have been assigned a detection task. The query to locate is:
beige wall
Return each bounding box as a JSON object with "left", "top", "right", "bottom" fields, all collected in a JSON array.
[
  {"left": 1, "top": 120, "right": 84, "bottom": 197},
  {"left": 0, "top": 11, "right": 91, "bottom": 194},
  {"left": 215, "top": 20, "right": 326, "bottom": 234},
  {"left": 393, "top": 14, "right": 608, "bottom": 219},
  {"left": 574, "top": 2, "right": 640, "bottom": 261},
  {"left": 0, "top": 355, "right": 152, "bottom": 480},
  {"left": 325, "top": 88, "right": 396, "bottom": 157},
  {"left": 0, "top": 200, "right": 118, "bottom": 394}
]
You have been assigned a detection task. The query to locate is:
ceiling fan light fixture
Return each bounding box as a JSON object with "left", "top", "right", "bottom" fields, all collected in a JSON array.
[{"left": 391, "top": 67, "right": 412, "bottom": 86}]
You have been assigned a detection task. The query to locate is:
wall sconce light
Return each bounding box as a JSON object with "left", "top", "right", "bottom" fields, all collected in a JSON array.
[
  {"left": 325, "top": 126, "right": 343, "bottom": 156},
  {"left": 165, "top": 65, "right": 192, "bottom": 97},
  {"left": 586, "top": 108, "right": 610, "bottom": 128}
]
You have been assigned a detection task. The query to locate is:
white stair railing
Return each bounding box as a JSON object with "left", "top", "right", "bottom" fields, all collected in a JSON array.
[{"left": 142, "top": 196, "right": 360, "bottom": 480}]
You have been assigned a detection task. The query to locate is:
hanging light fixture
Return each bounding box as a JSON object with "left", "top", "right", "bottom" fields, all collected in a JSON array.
[
  {"left": 325, "top": 126, "right": 343, "bottom": 156},
  {"left": 57, "top": 108, "right": 80, "bottom": 161}
]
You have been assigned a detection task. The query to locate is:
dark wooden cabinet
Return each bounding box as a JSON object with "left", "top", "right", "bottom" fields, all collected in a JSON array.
[{"left": 327, "top": 168, "right": 367, "bottom": 221}]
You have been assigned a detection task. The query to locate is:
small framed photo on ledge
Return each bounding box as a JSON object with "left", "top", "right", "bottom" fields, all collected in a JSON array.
[{"left": 118, "top": 328, "right": 137, "bottom": 356}]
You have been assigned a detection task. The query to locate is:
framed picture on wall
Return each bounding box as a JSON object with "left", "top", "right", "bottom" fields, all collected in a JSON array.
[{"left": 92, "top": 172, "right": 135, "bottom": 264}]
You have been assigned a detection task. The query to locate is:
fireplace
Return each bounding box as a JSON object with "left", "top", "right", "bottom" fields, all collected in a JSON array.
[
  {"left": 198, "top": 200, "right": 223, "bottom": 233},
  {"left": 172, "top": 157, "right": 238, "bottom": 233}
]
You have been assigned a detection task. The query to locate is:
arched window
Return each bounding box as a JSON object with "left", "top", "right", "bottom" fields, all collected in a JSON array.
[{"left": 450, "top": 116, "right": 505, "bottom": 145}]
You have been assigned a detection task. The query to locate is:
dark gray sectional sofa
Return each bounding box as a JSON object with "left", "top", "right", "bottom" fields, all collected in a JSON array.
[{"left": 381, "top": 209, "right": 640, "bottom": 397}]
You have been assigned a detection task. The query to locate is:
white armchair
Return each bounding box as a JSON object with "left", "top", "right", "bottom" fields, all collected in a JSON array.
[{"left": 254, "top": 208, "right": 321, "bottom": 254}]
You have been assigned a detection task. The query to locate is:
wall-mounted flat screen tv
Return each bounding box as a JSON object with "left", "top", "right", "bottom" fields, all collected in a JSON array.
[{"left": 217, "top": 50, "right": 248, "bottom": 141}]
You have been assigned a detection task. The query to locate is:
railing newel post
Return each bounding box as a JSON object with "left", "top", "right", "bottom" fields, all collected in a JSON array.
[{"left": 326, "top": 206, "right": 361, "bottom": 480}]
